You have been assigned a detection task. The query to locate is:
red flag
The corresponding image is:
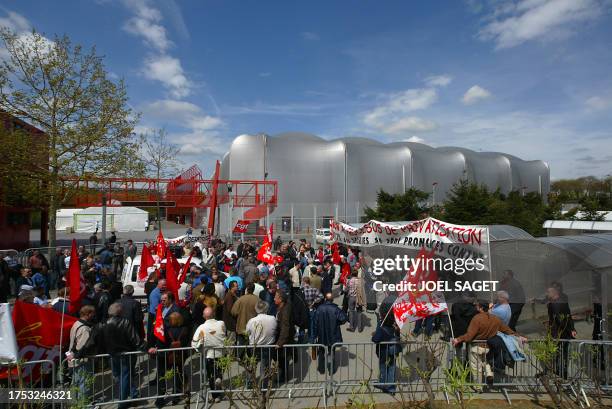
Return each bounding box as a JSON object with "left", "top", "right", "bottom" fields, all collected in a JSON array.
[
  {"left": 233, "top": 220, "right": 251, "bottom": 233},
  {"left": 156, "top": 229, "right": 167, "bottom": 259},
  {"left": 179, "top": 254, "right": 192, "bottom": 286},
  {"left": 331, "top": 242, "right": 341, "bottom": 265},
  {"left": 66, "top": 239, "right": 86, "bottom": 315},
  {"left": 165, "top": 250, "right": 180, "bottom": 301},
  {"left": 138, "top": 244, "right": 155, "bottom": 281},
  {"left": 392, "top": 247, "right": 447, "bottom": 329},
  {"left": 153, "top": 304, "right": 165, "bottom": 343},
  {"left": 0, "top": 301, "right": 77, "bottom": 382}
]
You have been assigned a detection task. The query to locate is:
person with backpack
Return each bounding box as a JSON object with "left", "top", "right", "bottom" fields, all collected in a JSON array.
[
  {"left": 290, "top": 285, "right": 311, "bottom": 344},
  {"left": 67, "top": 305, "right": 96, "bottom": 400},
  {"left": 372, "top": 316, "right": 402, "bottom": 395}
]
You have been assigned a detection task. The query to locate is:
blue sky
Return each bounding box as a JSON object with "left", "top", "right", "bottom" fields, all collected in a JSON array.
[{"left": 1, "top": 0, "right": 612, "bottom": 179}]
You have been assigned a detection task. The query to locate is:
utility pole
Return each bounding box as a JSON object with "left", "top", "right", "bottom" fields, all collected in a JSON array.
[{"left": 101, "top": 192, "right": 107, "bottom": 244}]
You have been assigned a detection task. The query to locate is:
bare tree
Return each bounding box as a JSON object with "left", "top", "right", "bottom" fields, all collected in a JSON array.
[{"left": 142, "top": 128, "right": 180, "bottom": 229}]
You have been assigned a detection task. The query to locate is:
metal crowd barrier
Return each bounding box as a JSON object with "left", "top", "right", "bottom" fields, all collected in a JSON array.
[
  {"left": 62, "top": 346, "right": 203, "bottom": 407},
  {"left": 2, "top": 339, "right": 611, "bottom": 408},
  {"left": 330, "top": 341, "right": 453, "bottom": 401},
  {"left": 575, "top": 340, "right": 612, "bottom": 403},
  {"left": 201, "top": 343, "right": 329, "bottom": 407}
]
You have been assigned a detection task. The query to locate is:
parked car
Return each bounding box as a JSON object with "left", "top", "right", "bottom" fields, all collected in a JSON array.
[
  {"left": 121, "top": 255, "right": 203, "bottom": 299},
  {"left": 315, "top": 228, "right": 331, "bottom": 244}
]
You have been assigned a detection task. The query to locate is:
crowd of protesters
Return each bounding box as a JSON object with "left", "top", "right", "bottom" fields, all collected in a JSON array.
[{"left": 0, "top": 231, "right": 600, "bottom": 406}]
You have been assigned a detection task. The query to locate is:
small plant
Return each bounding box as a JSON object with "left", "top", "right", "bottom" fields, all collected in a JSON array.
[{"left": 442, "top": 357, "right": 473, "bottom": 409}]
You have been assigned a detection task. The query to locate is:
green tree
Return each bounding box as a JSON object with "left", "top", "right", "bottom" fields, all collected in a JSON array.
[
  {"left": 0, "top": 29, "right": 144, "bottom": 251},
  {"left": 363, "top": 188, "right": 430, "bottom": 222}
]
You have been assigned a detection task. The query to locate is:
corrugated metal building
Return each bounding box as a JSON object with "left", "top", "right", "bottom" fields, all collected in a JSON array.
[{"left": 218, "top": 132, "right": 550, "bottom": 238}]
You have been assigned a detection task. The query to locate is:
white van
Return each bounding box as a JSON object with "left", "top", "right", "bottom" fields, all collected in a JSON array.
[{"left": 121, "top": 255, "right": 203, "bottom": 300}]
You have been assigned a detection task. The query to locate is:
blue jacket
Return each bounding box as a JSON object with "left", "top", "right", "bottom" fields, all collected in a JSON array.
[
  {"left": 312, "top": 300, "right": 348, "bottom": 346},
  {"left": 497, "top": 331, "right": 526, "bottom": 361}
]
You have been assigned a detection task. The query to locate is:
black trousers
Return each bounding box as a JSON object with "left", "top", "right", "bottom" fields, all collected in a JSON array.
[{"left": 508, "top": 303, "right": 524, "bottom": 331}]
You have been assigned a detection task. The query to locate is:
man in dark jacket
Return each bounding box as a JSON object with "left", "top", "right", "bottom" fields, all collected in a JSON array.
[
  {"left": 312, "top": 293, "right": 348, "bottom": 374},
  {"left": 100, "top": 303, "right": 146, "bottom": 408},
  {"left": 93, "top": 283, "right": 112, "bottom": 323},
  {"left": 119, "top": 285, "right": 145, "bottom": 339},
  {"left": 547, "top": 286, "right": 576, "bottom": 378},
  {"left": 274, "top": 291, "right": 294, "bottom": 383},
  {"left": 320, "top": 260, "right": 334, "bottom": 296}
]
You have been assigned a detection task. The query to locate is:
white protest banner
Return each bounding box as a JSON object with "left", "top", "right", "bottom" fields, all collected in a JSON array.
[
  {"left": 330, "top": 217, "right": 491, "bottom": 328},
  {"left": 0, "top": 303, "right": 19, "bottom": 364}
]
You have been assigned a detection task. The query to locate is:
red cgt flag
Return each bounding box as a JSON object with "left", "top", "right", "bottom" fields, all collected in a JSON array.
[
  {"left": 156, "top": 229, "right": 167, "bottom": 259},
  {"left": 66, "top": 239, "right": 86, "bottom": 315},
  {"left": 138, "top": 244, "right": 155, "bottom": 281},
  {"left": 165, "top": 249, "right": 181, "bottom": 301},
  {"left": 153, "top": 304, "right": 165, "bottom": 343},
  {"left": 0, "top": 300, "right": 77, "bottom": 382},
  {"left": 233, "top": 220, "right": 251, "bottom": 233}
]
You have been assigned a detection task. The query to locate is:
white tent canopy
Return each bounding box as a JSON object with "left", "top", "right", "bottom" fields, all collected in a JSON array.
[
  {"left": 73, "top": 206, "right": 148, "bottom": 233},
  {"left": 56, "top": 208, "right": 79, "bottom": 231}
]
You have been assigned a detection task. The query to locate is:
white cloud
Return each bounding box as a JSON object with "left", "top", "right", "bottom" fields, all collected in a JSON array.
[
  {"left": 425, "top": 74, "right": 453, "bottom": 87},
  {"left": 462, "top": 85, "right": 492, "bottom": 105},
  {"left": 142, "top": 99, "right": 226, "bottom": 157},
  {"left": 144, "top": 99, "right": 222, "bottom": 130},
  {"left": 585, "top": 96, "right": 611, "bottom": 110},
  {"left": 0, "top": 10, "right": 31, "bottom": 32},
  {"left": 384, "top": 117, "right": 438, "bottom": 134},
  {"left": 362, "top": 81, "right": 441, "bottom": 136},
  {"left": 301, "top": 32, "right": 320, "bottom": 41},
  {"left": 479, "top": 0, "right": 604, "bottom": 49},
  {"left": 0, "top": 11, "right": 55, "bottom": 60},
  {"left": 258, "top": 72, "right": 271, "bottom": 77},
  {"left": 143, "top": 55, "right": 192, "bottom": 98},
  {"left": 117, "top": 0, "right": 196, "bottom": 99},
  {"left": 124, "top": 17, "right": 171, "bottom": 52}
]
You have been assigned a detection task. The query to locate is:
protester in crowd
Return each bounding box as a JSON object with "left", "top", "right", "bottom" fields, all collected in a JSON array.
[
  {"left": 372, "top": 317, "right": 401, "bottom": 395},
  {"left": 310, "top": 266, "right": 322, "bottom": 291},
  {"left": 149, "top": 310, "right": 190, "bottom": 407},
  {"left": 450, "top": 291, "right": 477, "bottom": 361},
  {"left": 221, "top": 281, "right": 239, "bottom": 344},
  {"left": 311, "top": 292, "right": 348, "bottom": 375},
  {"left": 67, "top": 305, "right": 96, "bottom": 400},
  {"left": 301, "top": 276, "right": 323, "bottom": 341},
  {"left": 274, "top": 290, "right": 294, "bottom": 383},
  {"left": 31, "top": 265, "right": 50, "bottom": 298},
  {"left": 500, "top": 269, "right": 525, "bottom": 331},
  {"left": 320, "top": 260, "right": 334, "bottom": 295},
  {"left": 119, "top": 285, "right": 144, "bottom": 339},
  {"left": 288, "top": 261, "right": 301, "bottom": 292},
  {"left": 231, "top": 282, "right": 259, "bottom": 346},
  {"left": 100, "top": 303, "right": 146, "bottom": 408},
  {"left": 546, "top": 286, "right": 576, "bottom": 379},
  {"left": 93, "top": 282, "right": 112, "bottom": 323},
  {"left": 246, "top": 300, "right": 278, "bottom": 385},
  {"left": 490, "top": 290, "right": 512, "bottom": 326},
  {"left": 125, "top": 240, "right": 138, "bottom": 260},
  {"left": 51, "top": 287, "right": 71, "bottom": 314},
  {"left": 33, "top": 286, "right": 50, "bottom": 306},
  {"left": 452, "top": 300, "right": 525, "bottom": 386},
  {"left": 212, "top": 271, "right": 226, "bottom": 300},
  {"left": 15, "top": 267, "right": 33, "bottom": 297},
  {"left": 192, "top": 283, "right": 219, "bottom": 328},
  {"left": 147, "top": 279, "right": 167, "bottom": 342},
  {"left": 346, "top": 270, "right": 366, "bottom": 332},
  {"left": 224, "top": 268, "right": 243, "bottom": 292},
  {"left": 192, "top": 307, "right": 226, "bottom": 403},
  {"left": 259, "top": 280, "right": 278, "bottom": 316}
]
